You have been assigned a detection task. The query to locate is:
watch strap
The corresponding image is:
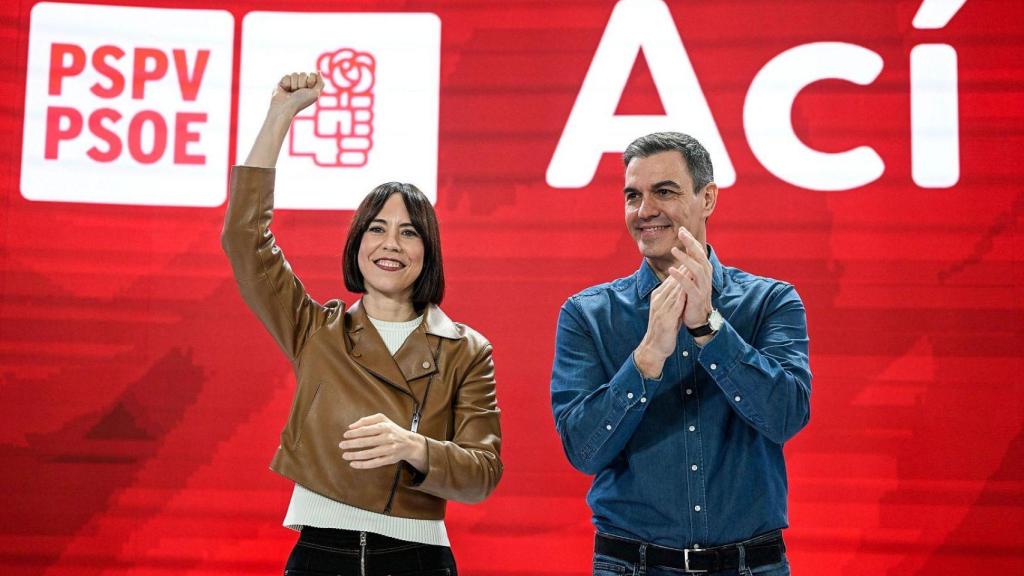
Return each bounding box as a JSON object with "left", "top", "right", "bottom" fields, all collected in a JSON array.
[{"left": 687, "top": 323, "right": 715, "bottom": 337}]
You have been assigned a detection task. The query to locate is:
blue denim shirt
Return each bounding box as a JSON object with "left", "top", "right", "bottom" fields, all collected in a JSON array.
[{"left": 551, "top": 247, "right": 811, "bottom": 549}]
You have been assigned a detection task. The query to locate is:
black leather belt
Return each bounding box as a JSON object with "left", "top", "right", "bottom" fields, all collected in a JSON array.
[{"left": 595, "top": 531, "right": 785, "bottom": 573}]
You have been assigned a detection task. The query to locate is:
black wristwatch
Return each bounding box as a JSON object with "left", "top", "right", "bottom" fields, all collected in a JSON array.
[{"left": 687, "top": 309, "right": 724, "bottom": 337}]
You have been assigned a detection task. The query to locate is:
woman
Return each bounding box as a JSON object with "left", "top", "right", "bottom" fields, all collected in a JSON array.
[{"left": 222, "top": 72, "right": 502, "bottom": 575}]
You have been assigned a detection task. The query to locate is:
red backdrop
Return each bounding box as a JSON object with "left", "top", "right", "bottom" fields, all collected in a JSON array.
[{"left": 1, "top": 1, "right": 1022, "bottom": 574}]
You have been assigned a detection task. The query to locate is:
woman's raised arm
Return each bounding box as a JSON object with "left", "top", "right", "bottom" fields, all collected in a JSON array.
[{"left": 244, "top": 72, "right": 323, "bottom": 168}]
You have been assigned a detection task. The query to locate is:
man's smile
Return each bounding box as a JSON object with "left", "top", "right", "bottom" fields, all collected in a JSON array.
[{"left": 637, "top": 223, "right": 673, "bottom": 238}]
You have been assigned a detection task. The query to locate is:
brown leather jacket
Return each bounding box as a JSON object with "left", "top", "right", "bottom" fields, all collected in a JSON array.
[{"left": 221, "top": 166, "right": 502, "bottom": 520}]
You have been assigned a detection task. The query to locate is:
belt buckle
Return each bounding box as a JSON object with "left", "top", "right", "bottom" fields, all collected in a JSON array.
[{"left": 683, "top": 548, "right": 707, "bottom": 573}]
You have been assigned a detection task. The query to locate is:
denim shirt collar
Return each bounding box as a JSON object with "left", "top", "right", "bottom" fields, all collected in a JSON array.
[{"left": 636, "top": 244, "right": 725, "bottom": 300}]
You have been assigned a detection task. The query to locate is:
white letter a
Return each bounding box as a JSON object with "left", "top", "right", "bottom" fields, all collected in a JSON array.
[{"left": 546, "top": 0, "right": 734, "bottom": 188}]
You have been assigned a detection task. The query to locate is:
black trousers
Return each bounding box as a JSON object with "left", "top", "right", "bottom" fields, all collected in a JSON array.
[{"left": 284, "top": 527, "right": 457, "bottom": 576}]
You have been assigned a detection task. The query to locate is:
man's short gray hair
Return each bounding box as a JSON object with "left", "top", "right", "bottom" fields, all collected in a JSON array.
[{"left": 623, "top": 132, "right": 714, "bottom": 194}]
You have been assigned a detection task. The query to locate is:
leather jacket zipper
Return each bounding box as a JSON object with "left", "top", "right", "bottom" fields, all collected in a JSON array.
[
  {"left": 383, "top": 401, "right": 422, "bottom": 515},
  {"left": 410, "top": 405, "right": 421, "bottom": 433},
  {"left": 382, "top": 464, "right": 403, "bottom": 515},
  {"left": 382, "top": 343, "right": 438, "bottom": 516},
  {"left": 359, "top": 531, "right": 367, "bottom": 575}
]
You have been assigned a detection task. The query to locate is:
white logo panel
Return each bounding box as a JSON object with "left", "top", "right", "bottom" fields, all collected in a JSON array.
[
  {"left": 20, "top": 2, "right": 234, "bottom": 206},
  {"left": 238, "top": 12, "right": 441, "bottom": 209}
]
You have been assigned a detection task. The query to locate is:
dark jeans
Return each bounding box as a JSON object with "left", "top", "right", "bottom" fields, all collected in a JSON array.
[
  {"left": 593, "top": 531, "right": 790, "bottom": 576},
  {"left": 284, "top": 527, "right": 457, "bottom": 576}
]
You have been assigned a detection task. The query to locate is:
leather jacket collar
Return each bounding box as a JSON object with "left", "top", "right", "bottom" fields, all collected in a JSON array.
[{"left": 347, "top": 301, "right": 462, "bottom": 396}]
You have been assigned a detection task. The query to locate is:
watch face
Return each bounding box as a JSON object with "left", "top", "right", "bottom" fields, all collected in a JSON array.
[{"left": 709, "top": 309, "right": 725, "bottom": 331}]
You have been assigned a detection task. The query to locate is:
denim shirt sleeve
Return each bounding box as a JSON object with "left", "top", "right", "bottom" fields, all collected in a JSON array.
[
  {"left": 550, "top": 297, "right": 661, "bottom": 475},
  {"left": 697, "top": 283, "right": 812, "bottom": 445}
]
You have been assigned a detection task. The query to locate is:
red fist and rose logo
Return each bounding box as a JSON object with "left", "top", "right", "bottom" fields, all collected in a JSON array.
[{"left": 290, "top": 48, "right": 377, "bottom": 167}]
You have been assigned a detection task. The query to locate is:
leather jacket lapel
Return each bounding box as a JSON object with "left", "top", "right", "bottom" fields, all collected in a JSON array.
[
  {"left": 347, "top": 301, "right": 411, "bottom": 395},
  {"left": 395, "top": 323, "right": 439, "bottom": 383},
  {"left": 396, "top": 305, "right": 459, "bottom": 391},
  {"left": 346, "top": 302, "right": 462, "bottom": 397}
]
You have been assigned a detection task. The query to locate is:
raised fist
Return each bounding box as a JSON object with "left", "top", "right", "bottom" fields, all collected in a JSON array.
[{"left": 270, "top": 72, "right": 324, "bottom": 117}]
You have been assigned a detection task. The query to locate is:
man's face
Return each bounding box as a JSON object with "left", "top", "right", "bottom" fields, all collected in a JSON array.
[{"left": 624, "top": 150, "right": 716, "bottom": 274}]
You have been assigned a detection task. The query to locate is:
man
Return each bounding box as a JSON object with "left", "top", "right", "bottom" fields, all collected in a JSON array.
[{"left": 551, "top": 132, "right": 811, "bottom": 575}]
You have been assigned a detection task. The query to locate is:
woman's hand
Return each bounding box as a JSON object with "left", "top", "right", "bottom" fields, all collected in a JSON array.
[
  {"left": 269, "top": 72, "right": 324, "bottom": 118},
  {"left": 339, "top": 413, "right": 429, "bottom": 473},
  {"left": 243, "top": 71, "right": 323, "bottom": 168}
]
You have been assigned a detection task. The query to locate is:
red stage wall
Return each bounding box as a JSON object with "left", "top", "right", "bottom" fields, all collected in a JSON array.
[{"left": 1, "top": 1, "right": 1022, "bottom": 574}]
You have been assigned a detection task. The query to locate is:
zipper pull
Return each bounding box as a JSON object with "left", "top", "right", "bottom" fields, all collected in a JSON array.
[{"left": 411, "top": 403, "right": 421, "bottom": 433}]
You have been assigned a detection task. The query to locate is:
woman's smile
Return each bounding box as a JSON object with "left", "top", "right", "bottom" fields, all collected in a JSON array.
[{"left": 373, "top": 257, "right": 406, "bottom": 271}]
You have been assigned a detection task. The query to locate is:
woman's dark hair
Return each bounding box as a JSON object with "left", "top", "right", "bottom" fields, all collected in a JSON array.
[{"left": 343, "top": 182, "right": 444, "bottom": 307}]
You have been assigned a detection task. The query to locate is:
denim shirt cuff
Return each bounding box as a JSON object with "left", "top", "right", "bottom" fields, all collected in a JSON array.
[
  {"left": 617, "top": 351, "right": 659, "bottom": 408},
  {"left": 696, "top": 319, "right": 742, "bottom": 379}
]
